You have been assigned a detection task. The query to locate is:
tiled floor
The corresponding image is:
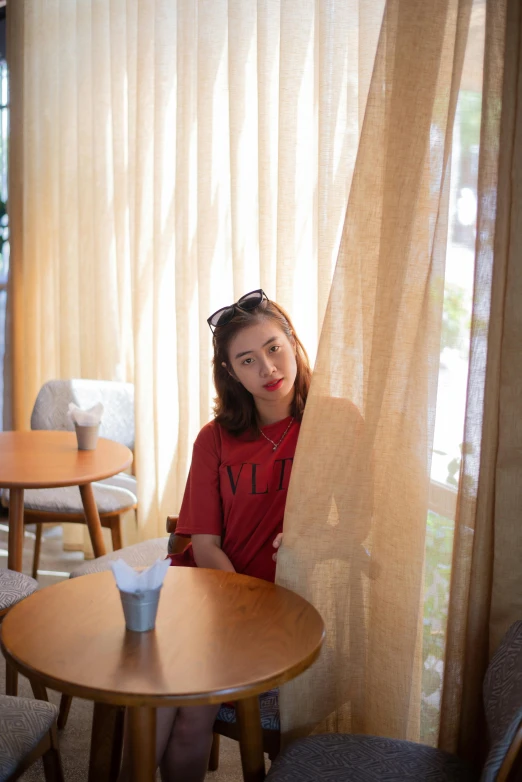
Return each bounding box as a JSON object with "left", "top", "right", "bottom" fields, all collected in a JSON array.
[{"left": 0, "top": 519, "right": 86, "bottom": 585}]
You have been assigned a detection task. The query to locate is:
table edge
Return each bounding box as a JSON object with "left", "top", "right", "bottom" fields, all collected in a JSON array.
[
  {"left": 1, "top": 632, "right": 325, "bottom": 708},
  {"left": 0, "top": 436, "right": 133, "bottom": 488}
]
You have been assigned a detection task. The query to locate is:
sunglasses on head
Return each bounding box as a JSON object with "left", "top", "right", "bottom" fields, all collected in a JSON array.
[{"left": 207, "top": 289, "right": 269, "bottom": 332}]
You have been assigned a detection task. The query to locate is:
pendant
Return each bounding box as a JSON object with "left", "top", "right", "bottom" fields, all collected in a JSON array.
[{"left": 273, "top": 445, "right": 277, "bottom": 451}]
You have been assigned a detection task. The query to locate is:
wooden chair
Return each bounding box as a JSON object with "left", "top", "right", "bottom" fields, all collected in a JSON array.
[
  {"left": 1, "top": 572, "right": 64, "bottom": 780},
  {"left": 2, "top": 379, "right": 138, "bottom": 579},
  {"left": 0, "top": 694, "right": 64, "bottom": 782},
  {"left": 164, "top": 516, "right": 281, "bottom": 771},
  {"left": 0, "top": 569, "right": 39, "bottom": 699}
]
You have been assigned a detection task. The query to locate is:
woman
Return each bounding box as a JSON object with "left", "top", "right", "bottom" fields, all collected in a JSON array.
[{"left": 120, "top": 289, "right": 311, "bottom": 782}]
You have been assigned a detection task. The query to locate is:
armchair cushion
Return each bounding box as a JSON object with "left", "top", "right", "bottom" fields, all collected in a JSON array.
[
  {"left": 481, "top": 706, "right": 522, "bottom": 782},
  {"left": 217, "top": 689, "right": 280, "bottom": 731},
  {"left": 5, "top": 478, "right": 137, "bottom": 516},
  {"left": 265, "top": 734, "right": 476, "bottom": 782},
  {"left": 70, "top": 537, "right": 170, "bottom": 577},
  {"left": 98, "top": 473, "right": 138, "bottom": 494},
  {"left": 0, "top": 696, "right": 58, "bottom": 781},
  {"left": 483, "top": 620, "right": 522, "bottom": 747},
  {"left": 0, "top": 570, "right": 38, "bottom": 612}
]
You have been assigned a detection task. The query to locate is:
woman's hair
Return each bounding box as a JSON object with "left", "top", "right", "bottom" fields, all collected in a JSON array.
[{"left": 212, "top": 299, "right": 312, "bottom": 436}]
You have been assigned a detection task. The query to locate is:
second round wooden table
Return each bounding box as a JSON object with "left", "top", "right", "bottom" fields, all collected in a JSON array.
[
  {"left": 0, "top": 430, "right": 133, "bottom": 572},
  {"left": 1, "top": 566, "right": 325, "bottom": 781}
]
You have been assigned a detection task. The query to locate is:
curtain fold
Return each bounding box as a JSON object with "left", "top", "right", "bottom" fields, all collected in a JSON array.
[
  {"left": 6, "top": 0, "right": 377, "bottom": 541},
  {"left": 440, "top": 0, "right": 520, "bottom": 764},
  {"left": 276, "top": 0, "right": 475, "bottom": 744}
]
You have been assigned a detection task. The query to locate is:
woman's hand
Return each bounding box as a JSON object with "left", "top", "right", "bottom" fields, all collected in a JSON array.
[{"left": 272, "top": 533, "right": 283, "bottom": 562}]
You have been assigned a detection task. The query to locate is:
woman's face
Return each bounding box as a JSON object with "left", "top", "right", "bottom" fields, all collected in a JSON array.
[{"left": 227, "top": 318, "right": 298, "bottom": 406}]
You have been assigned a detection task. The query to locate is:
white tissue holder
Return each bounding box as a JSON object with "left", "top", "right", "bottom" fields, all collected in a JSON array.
[
  {"left": 74, "top": 423, "right": 100, "bottom": 450},
  {"left": 119, "top": 587, "right": 162, "bottom": 632},
  {"left": 110, "top": 558, "right": 169, "bottom": 632},
  {"left": 68, "top": 402, "right": 103, "bottom": 450}
]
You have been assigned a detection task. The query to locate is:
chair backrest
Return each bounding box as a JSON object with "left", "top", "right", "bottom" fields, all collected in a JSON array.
[
  {"left": 165, "top": 515, "right": 191, "bottom": 555},
  {"left": 481, "top": 620, "right": 522, "bottom": 781},
  {"left": 31, "top": 379, "right": 135, "bottom": 450}
]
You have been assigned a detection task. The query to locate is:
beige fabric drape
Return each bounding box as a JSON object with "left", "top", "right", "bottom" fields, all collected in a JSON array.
[
  {"left": 440, "top": 0, "right": 520, "bottom": 765},
  {"left": 276, "top": 0, "right": 479, "bottom": 746},
  {"left": 6, "top": 0, "right": 382, "bottom": 544},
  {"left": 278, "top": 0, "right": 520, "bottom": 757},
  {"left": 9, "top": 0, "right": 518, "bottom": 755}
]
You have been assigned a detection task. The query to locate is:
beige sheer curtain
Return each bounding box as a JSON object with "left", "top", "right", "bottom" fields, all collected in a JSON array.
[
  {"left": 440, "top": 0, "right": 520, "bottom": 764},
  {"left": 7, "top": 0, "right": 519, "bottom": 756},
  {"left": 279, "top": 0, "right": 520, "bottom": 759},
  {"left": 6, "top": 0, "right": 382, "bottom": 542},
  {"left": 277, "top": 0, "right": 475, "bottom": 744}
]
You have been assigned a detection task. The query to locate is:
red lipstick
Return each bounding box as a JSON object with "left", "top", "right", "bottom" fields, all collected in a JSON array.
[{"left": 263, "top": 378, "right": 284, "bottom": 391}]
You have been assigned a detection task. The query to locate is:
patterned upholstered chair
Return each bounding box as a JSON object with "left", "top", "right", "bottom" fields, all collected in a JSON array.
[
  {"left": 0, "top": 570, "right": 38, "bottom": 622},
  {"left": 0, "top": 571, "right": 63, "bottom": 780},
  {"left": 3, "top": 379, "right": 137, "bottom": 579},
  {"left": 66, "top": 537, "right": 171, "bottom": 578},
  {"left": 0, "top": 569, "right": 38, "bottom": 697},
  {"left": 0, "top": 695, "right": 63, "bottom": 781},
  {"left": 210, "top": 688, "right": 280, "bottom": 770},
  {"left": 265, "top": 621, "right": 522, "bottom": 782}
]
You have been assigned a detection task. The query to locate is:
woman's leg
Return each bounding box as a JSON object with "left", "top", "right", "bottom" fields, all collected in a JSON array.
[
  {"left": 118, "top": 706, "right": 177, "bottom": 781},
  {"left": 159, "top": 703, "right": 221, "bottom": 782}
]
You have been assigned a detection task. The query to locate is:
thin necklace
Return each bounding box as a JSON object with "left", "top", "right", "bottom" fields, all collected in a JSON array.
[{"left": 260, "top": 417, "right": 294, "bottom": 452}]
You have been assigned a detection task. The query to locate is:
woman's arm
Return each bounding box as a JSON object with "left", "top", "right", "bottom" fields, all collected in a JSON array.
[{"left": 191, "top": 534, "right": 236, "bottom": 572}]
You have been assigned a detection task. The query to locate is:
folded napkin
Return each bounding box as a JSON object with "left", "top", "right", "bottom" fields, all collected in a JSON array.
[
  {"left": 67, "top": 402, "right": 104, "bottom": 427},
  {"left": 110, "top": 557, "right": 170, "bottom": 593}
]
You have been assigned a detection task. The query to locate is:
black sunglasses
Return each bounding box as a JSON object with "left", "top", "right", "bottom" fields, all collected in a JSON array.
[{"left": 207, "top": 289, "right": 269, "bottom": 332}]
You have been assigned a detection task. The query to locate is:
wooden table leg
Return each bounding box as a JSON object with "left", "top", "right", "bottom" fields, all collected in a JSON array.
[
  {"left": 127, "top": 706, "right": 156, "bottom": 782},
  {"left": 88, "top": 702, "right": 125, "bottom": 782},
  {"left": 30, "top": 679, "right": 49, "bottom": 702},
  {"left": 7, "top": 487, "right": 25, "bottom": 572},
  {"left": 236, "top": 696, "right": 266, "bottom": 782},
  {"left": 5, "top": 662, "right": 18, "bottom": 696},
  {"left": 79, "top": 483, "right": 107, "bottom": 558},
  {"left": 58, "top": 693, "right": 73, "bottom": 729}
]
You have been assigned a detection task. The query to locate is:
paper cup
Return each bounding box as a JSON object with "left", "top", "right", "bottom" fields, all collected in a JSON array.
[
  {"left": 75, "top": 423, "right": 100, "bottom": 450},
  {"left": 119, "top": 587, "right": 162, "bottom": 632}
]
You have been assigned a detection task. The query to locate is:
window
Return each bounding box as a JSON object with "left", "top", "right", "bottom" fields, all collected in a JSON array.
[{"left": 422, "top": 1, "right": 485, "bottom": 743}]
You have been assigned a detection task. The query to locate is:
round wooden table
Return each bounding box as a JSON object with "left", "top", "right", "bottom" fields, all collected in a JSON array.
[
  {"left": 1, "top": 567, "right": 325, "bottom": 782},
  {"left": 0, "top": 431, "right": 133, "bottom": 572}
]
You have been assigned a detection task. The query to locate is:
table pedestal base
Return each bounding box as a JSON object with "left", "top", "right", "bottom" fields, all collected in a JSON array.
[
  {"left": 88, "top": 703, "right": 125, "bottom": 782},
  {"left": 128, "top": 706, "right": 156, "bottom": 782}
]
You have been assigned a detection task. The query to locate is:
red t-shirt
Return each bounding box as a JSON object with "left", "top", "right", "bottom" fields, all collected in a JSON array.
[{"left": 170, "top": 416, "right": 299, "bottom": 582}]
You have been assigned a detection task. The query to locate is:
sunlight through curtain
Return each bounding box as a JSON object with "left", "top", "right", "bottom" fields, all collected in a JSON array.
[
  {"left": 7, "top": 0, "right": 520, "bottom": 755},
  {"left": 6, "top": 0, "right": 382, "bottom": 544},
  {"left": 440, "top": 0, "right": 520, "bottom": 765},
  {"left": 277, "top": 0, "right": 478, "bottom": 745}
]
